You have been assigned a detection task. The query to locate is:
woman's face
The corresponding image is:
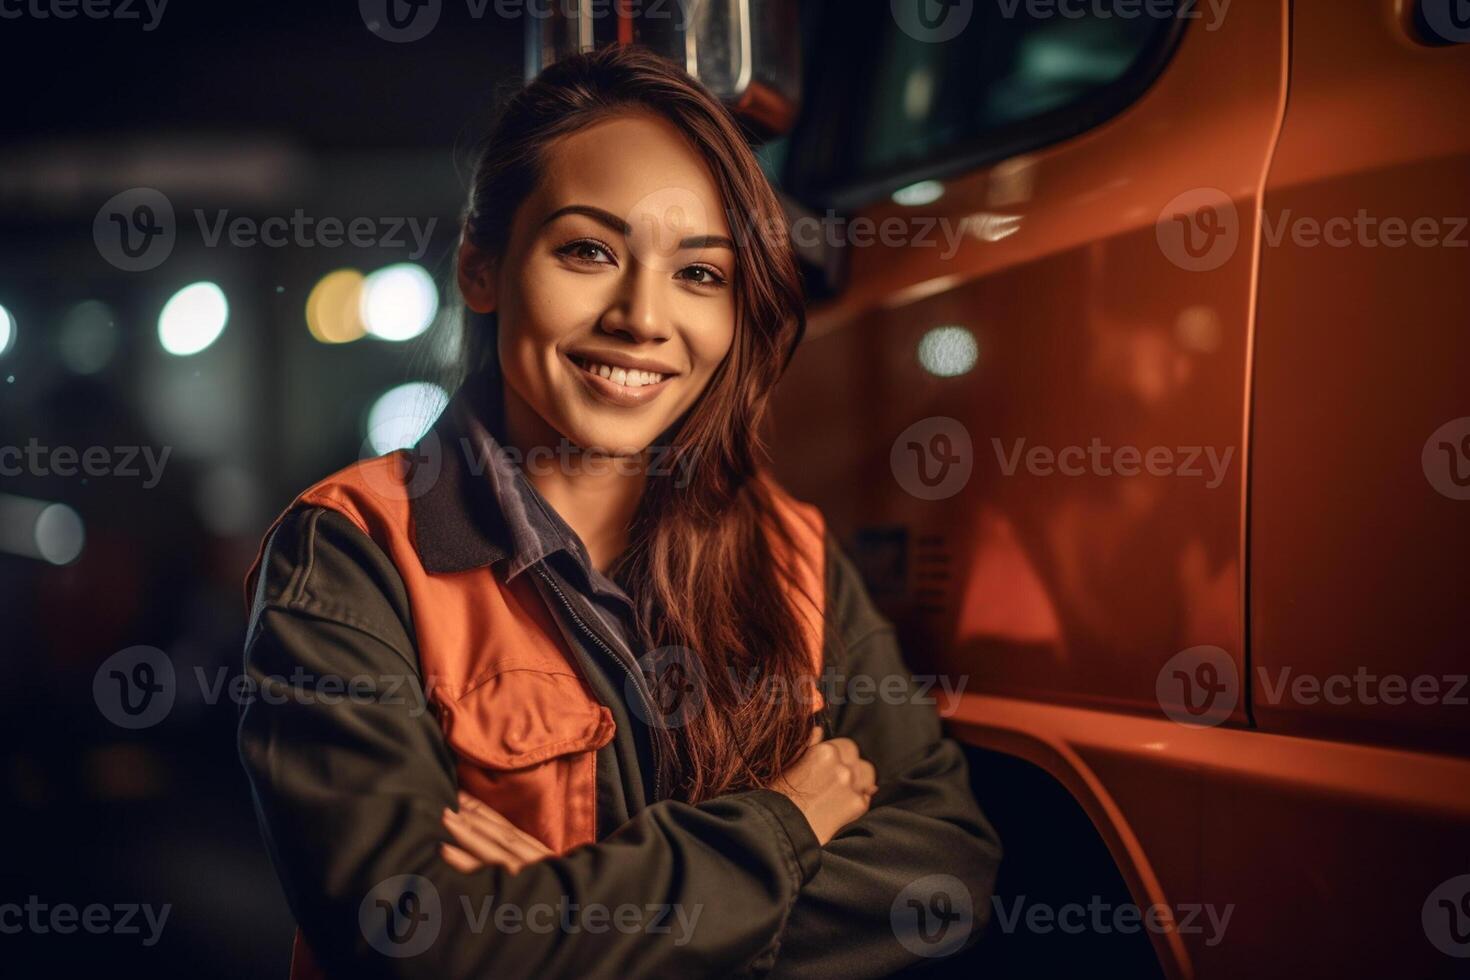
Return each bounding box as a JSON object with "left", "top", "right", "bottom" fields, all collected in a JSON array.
[{"left": 461, "top": 110, "right": 738, "bottom": 457}]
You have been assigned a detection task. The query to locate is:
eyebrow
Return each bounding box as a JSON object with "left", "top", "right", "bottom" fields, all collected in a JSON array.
[{"left": 542, "top": 204, "right": 736, "bottom": 251}]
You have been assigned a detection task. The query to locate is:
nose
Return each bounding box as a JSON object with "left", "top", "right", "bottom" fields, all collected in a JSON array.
[{"left": 598, "top": 264, "right": 672, "bottom": 345}]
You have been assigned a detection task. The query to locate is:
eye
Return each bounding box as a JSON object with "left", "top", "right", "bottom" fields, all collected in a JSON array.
[
  {"left": 678, "top": 263, "right": 729, "bottom": 288},
  {"left": 557, "top": 238, "right": 617, "bottom": 266}
]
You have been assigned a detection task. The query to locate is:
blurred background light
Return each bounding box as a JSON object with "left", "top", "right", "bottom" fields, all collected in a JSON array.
[
  {"left": 36, "top": 502, "right": 86, "bottom": 565},
  {"left": 361, "top": 263, "right": 438, "bottom": 342},
  {"left": 305, "top": 268, "right": 367, "bottom": 344},
  {"left": 0, "top": 302, "right": 16, "bottom": 357},
  {"left": 158, "top": 281, "right": 229, "bottom": 356},
  {"left": 892, "top": 180, "right": 944, "bottom": 207},
  {"left": 365, "top": 381, "right": 449, "bottom": 455},
  {"left": 917, "top": 324, "right": 979, "bottom": 377},
  {"left": 58, "top": 300, "right": 119, "bottom": 374},
  {"left": 0, "top": 494, "right": 85, "bottom": 565}
]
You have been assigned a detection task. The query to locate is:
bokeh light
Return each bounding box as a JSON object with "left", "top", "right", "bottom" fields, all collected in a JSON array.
[
  {"left": 35, "top": 502, "right": 85, "bottom": 565},
  {"left": 917, "top": 325, "right": 979, "bottom": 377},
  {"left": 365, "top": 382, "right": 449, "bottom": 455},
  {"left": 158, "top": 281, "right": 229, "bottom": 356},
  {"left": 306, "top": 269, "right": 367, "bottom": 344},
  {"left": 361, "top": 263, "right": 438, "bottom": 342},
  {"left": 892, "top": 180, "right": 945, "bottom": 207},
  {"left": 0, "top": 303, "right": 16, "bottom": 357}
]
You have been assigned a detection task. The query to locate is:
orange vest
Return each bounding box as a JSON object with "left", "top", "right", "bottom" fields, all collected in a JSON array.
[{"left": 242, "top": 450, "right": 826, "bottom": 979}]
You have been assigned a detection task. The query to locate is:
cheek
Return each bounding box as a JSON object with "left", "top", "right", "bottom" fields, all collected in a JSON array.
[
  {"left": 683, "top": 304, "right": 737, "bottom": 384},
  {"left": 500, "top": 265, "right": 599, "bottom": 380}
]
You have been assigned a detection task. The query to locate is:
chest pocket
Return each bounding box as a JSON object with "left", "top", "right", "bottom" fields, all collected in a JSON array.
[{"left": 438, "top": 665, "right": 615, "bottom": 854}]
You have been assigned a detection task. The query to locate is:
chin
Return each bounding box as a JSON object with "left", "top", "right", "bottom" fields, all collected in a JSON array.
[{"left": 558, "top": 414, "right": 660, "bottom": 458}]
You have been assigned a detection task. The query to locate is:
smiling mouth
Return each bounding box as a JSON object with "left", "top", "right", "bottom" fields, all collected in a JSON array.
[
  {"left": 566, "top": 352, "right": 678, "bottom": 408},
  {"left": 568, "top": 353, "right": 672, "bottom": 389}
]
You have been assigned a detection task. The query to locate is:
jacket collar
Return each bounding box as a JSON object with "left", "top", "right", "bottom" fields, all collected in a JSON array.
[{"left": 408, "top": 370, "right": 591, "bottom": 579}]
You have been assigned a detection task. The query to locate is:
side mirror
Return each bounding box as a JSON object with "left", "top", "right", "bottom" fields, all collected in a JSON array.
[{"left": 527, "top": 0, "right": 803, "bottom": 139}]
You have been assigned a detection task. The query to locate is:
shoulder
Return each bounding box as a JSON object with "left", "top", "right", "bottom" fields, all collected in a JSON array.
[
  {"left": 242, "top": 453, "right": 419, "bottom": 610},
  {"left": 247, "top": 502, "right": 416, "bottom": 655}
]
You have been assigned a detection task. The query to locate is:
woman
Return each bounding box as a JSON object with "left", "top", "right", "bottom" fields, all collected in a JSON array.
[{"left": 238, "top": 44, "right": 999, "bottom": 979}]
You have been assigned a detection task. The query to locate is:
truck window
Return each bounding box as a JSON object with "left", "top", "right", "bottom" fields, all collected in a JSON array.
[{"left": 781, "top": 1, "right": 1186, "bottom": 208}]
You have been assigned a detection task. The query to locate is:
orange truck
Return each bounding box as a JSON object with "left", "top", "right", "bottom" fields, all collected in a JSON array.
[{"left": 538, "top": 1, "right": 1470, "bottom": 976}]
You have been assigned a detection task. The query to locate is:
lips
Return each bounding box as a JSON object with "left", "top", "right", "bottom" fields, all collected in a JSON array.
[{"left": 567, "top": 352, "right": 676, "bottom": 407}]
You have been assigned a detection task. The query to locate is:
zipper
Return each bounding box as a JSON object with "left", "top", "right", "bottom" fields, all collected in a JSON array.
[{"left": 533, "top": 563, "right": 667, "bottom": 803}]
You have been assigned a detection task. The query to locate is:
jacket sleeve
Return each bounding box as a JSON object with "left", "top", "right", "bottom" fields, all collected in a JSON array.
[
  {"left": 237, "top": 505, "right": 822, "bottom": 980},
  {"left": 764, "top": 534, "right": 1003, "bottom": 978}
]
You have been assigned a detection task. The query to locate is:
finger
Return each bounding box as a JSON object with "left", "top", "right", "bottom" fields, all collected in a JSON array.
[
  {"left": 458, "top": 795, "right": 553, "bottom": 860},
  {"left": 442, "top": 826, "right": 522, "bottom": 873},
  {"left": 852, "top": 759, "right": 878, "bottom": 796},
  {"left": 442, "top": 808, "right": 526, "bottom": 869},
  {"left": 440, "top": 841, "right": 487, "bottom": 874}
]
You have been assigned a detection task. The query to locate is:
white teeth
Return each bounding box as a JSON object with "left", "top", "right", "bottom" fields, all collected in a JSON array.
[{"left": 579, "top": 358, "right": 666, "bottom": 388}]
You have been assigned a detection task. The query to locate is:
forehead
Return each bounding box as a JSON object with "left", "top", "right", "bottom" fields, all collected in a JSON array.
[{"left": 530, "top": 112, "right": 732, "bottom": 237}]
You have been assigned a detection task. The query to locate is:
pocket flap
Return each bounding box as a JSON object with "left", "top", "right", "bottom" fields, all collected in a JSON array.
[{"left": 439, "top": 668, "right": 615, "bottom": 770}]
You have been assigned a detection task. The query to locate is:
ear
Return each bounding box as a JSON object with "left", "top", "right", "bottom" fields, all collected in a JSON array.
[{"left": 457, "top": 236, "right": 499, "bottom": 314}]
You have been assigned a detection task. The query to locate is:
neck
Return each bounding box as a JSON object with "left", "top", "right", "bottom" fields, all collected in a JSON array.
[{"left": 502, "top": 386, "right": 647, "bottom": 574}]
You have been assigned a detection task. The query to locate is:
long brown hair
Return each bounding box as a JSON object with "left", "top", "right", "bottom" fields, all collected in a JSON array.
[{"left": 458, "top": 45, "right": 818, "bottom": 803}]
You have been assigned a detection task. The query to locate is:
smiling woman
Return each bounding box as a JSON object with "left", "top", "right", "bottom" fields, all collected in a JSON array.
[{"left": 237, "top": 44, "right": 999, "bottom": 980}]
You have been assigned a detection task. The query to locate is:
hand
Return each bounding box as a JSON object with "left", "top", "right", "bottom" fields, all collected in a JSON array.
[
  {"left": 440, "top": 791, "right": 554, "bottom": 874},
  {"left": 772, "top": 728, "right": 878, "bottom": 846}
]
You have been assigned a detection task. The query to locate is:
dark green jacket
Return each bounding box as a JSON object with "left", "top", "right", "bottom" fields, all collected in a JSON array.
[{"left": 237, "top": 380, "right": 1001, "bottom": 979}]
